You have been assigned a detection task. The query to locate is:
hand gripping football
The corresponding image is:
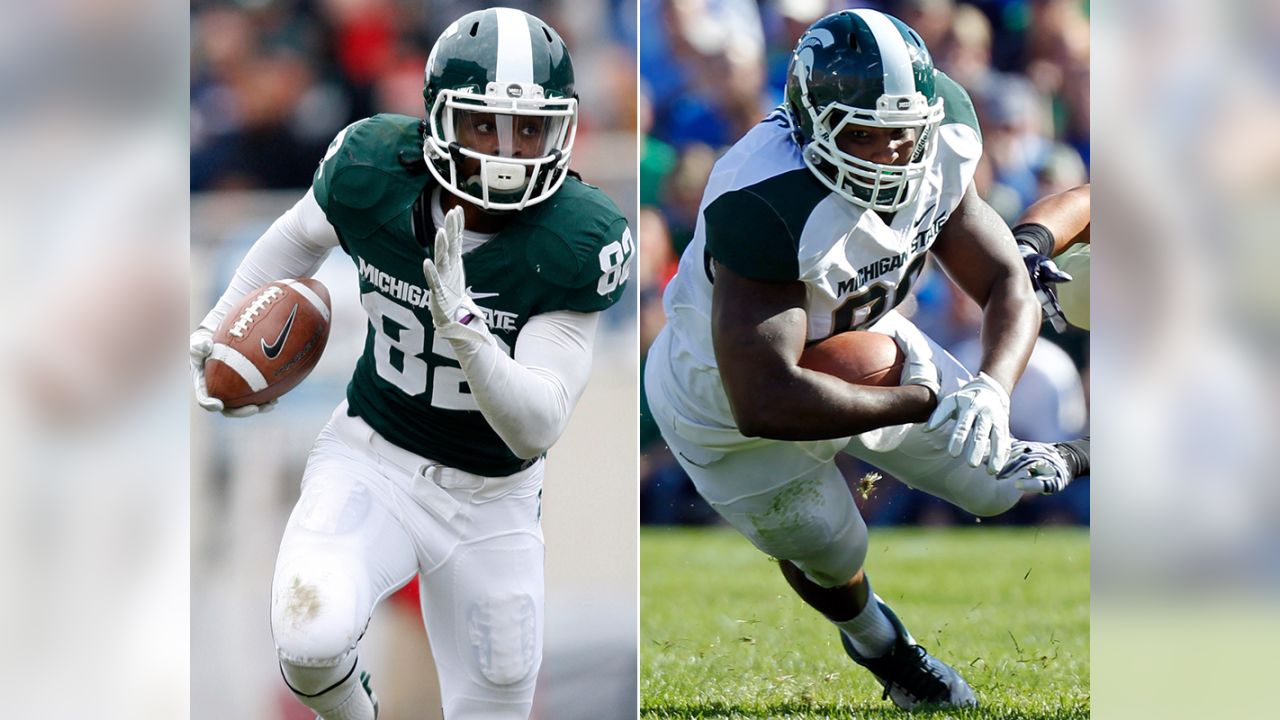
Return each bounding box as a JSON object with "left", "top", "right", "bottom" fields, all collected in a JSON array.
[
  {"left": 798, "top": 330, "right": 904, "bottom": 387},
  {"left": 205, "top": 279, "right": 331, "bottom": 408}
]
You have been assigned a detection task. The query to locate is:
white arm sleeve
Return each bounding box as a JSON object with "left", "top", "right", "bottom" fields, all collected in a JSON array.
[
  {"left": 447, "top": 310, "right": 599, "bottom": 460},
  {"left": 198, "top": 188, "right": 340, "bottom": 330}
]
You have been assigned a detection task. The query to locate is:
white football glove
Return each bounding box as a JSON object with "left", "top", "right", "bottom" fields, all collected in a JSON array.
[
  {"left": 924, "top": 372, "right": 1011, "bottom": 474},
  {"left": 422, "top": 206, "right": 491, "bottom": 344},
  {"left": 886, "top": 327, "right": 940, "bottom": 398},
  {"left": 189, "top": 326, "right": 277, "bottom": 418}
]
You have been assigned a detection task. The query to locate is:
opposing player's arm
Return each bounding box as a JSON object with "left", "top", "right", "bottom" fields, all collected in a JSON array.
[
  {"left": 931, "top": 183, "right": 1039, "bottom": 394},
  {"left": 712, "top": 263, "right": 937, "bottom": 440},
  {"left": 1015, "top": 183, "right": 1090, "bottom": 256}
]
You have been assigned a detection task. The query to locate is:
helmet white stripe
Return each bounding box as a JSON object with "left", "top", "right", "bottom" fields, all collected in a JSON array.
[
  {"left": 853, "top": 10, "right": 913, "bottom": 96},
  {"left": 494, "top": 7, "right": 534, "bottom": 84}
]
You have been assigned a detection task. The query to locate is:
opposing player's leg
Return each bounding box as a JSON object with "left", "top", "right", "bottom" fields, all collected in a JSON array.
[
  {"left": 418, "top": 463, "right": 546, "bottom": 720},
  {"left": 270, "top": 422, "right": 419, "bottom": 720},
  {"left": 661, "top": 433, "right": 975, "bottom": 709}
]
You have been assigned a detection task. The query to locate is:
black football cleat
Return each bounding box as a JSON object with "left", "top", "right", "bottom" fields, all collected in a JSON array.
[{"left": 839, "top": 598, "right": 977, "bottom": 710}]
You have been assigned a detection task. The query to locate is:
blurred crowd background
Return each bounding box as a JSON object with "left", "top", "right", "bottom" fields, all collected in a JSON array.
[
  {"left": 639, "top": 0, "right": 1092, "bottom": 528},
  {"left": 190, "top": 1, "right": 638, "bottom": 719},
  {"left": 192, "top": 0, "right": 639, "bottom": 193}
]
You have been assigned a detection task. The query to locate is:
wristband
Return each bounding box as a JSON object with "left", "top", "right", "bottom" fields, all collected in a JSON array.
[{"left": 1012, "top": 222, "right": 1056, "bottom": 257}]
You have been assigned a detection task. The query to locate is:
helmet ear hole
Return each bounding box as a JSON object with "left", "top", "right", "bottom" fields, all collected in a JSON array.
[
  {"left": 469, "top": 21, "right": 479, "bottom": 37},
  {"left": 847, "top": 32, "right": 858, "bottom": 50}
]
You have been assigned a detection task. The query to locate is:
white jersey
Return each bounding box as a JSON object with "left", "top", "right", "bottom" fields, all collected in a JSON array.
[{"left": 647, "top": 72, "right": 982, "bottom": 451}]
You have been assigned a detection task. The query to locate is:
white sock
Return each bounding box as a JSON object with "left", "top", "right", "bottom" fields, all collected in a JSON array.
[
  {"left": 282, "top": 657, "right": 377, "bottom": 720},
  {"left": 834, "top": 593, "right": 898, "bottom": 658},
  {"left": 316, "top": 680, "right": 377, "bottom": 720}
]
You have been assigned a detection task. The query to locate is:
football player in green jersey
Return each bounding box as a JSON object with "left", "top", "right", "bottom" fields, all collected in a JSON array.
[
  {"left": 189, "top": 9, "right": 632, "bottom": 720},
  {"left": 646, "top": 9, "right": 1075, "bottom": 710}
]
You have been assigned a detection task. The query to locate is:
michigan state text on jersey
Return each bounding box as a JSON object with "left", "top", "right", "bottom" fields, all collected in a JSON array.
[
  {"left": 652, "top": 70, "right": 979, "bottom": 451},
  {"left": 313, "top": 113, "right": 629, "bottom": 477}
]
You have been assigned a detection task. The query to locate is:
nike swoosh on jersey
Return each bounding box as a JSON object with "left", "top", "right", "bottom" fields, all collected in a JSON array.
[
  {"left": 261, "top": 303, "right": 298, "bottom": 359},
  {"left": 466, "top": 286, "right": 500, "bottom": 300}
]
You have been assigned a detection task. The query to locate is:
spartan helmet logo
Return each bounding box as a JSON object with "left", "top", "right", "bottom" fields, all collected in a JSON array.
[{"left": 795, "top": 27, "right": 836, "bottom": 69}]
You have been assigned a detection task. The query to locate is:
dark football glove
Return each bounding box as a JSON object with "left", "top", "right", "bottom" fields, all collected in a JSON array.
[{"left": 1013, "top": 223, "right": 1073, "bottom": 333}]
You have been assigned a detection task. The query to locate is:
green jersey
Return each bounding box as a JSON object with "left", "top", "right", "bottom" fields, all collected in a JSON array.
[{"left": 313, "top": 114, "right": 632, "bottom": 476}]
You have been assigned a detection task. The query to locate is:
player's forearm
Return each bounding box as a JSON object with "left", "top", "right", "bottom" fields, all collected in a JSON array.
[
  {"left": 444, "top": 311, "right": 596, "bottom": 460},
  {"left": 729, "top": 369, "right": 935, "bottom": 440},
  {"left": 975, "top": 272, "right": 1039, "bottom": 394},
  {"left": 1015, "top": 184, "right": 1090, "bottom": 255},
  {"left": 200, "top": 189, "right": 339, "bottom": 329},
  {"left": 448, "top": 339, "right": 575, "bottom": 458}
]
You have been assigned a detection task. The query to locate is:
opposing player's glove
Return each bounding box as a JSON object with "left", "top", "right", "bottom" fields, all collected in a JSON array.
[
  {"left": 924, "top": 372, "right": 1011, "bottom": 474},
  {"left": 998, "top": 443, "right": 1073, "bottom": 494},
  {"left": 189, "top": 326, "right": 277, "bottom": 418},
  {"left": 887, "top": 327, "right": 940, "bottom": 399},
  {"left": 1014, "top": 223, "right": 1073, "bottom": 333},
  {"left": 422, "top": 206, "right": 491, "bottom": 344}
]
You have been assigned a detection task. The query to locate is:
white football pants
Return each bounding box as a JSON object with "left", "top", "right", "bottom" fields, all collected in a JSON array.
[
  {"left": 271, "top": 401, "right": 545, "bottom": 720},
  {"left": 647, "top": 312, "right": 1024, "bottom": 587}
]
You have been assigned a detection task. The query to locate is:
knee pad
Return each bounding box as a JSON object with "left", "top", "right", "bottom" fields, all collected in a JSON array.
[
  {"left": 952, "top": 480, "right": 1022, "bottom": 518},
  {"left": 718, "top": 476, "right": 868, "bottom": 588},
  {"left": 468, "top": 591, "right": 539, "bottom": 686},
  {"left": 271, "top": 560, "right": 364, "bottom": 668},
  {"left": 423, "top": 531, "right": 544, "bottom": 718},
  {"left": 788, "top": 509, "right": 869, "bottom": 588},
  {"left": 939, "top": 457, "right": 1023, "bottom": 517}
]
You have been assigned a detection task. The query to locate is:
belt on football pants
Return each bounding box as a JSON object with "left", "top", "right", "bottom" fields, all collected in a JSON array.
[{"left": 329, "top": 400, "right": 541, "bottom": 496}]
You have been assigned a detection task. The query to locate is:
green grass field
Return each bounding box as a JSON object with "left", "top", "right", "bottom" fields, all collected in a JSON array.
[{"left": 642, "top": 526, "right": 1089, "bottom": 719}]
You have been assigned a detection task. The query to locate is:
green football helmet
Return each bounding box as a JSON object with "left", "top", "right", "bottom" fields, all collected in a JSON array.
[
  {"left": 422, "top": 8, "right": 577, "bottom": 211},
  {"left": 785, "top": 9, "right": 945, "bottom": 212}
]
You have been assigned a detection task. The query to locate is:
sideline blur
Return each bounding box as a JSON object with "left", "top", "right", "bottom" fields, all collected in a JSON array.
[
  {"left": 1093, "top": 0, "right": 1280, "bottom": 718},
  {"left": 0, "top": 0, "right": 188, "bottom": 718}
]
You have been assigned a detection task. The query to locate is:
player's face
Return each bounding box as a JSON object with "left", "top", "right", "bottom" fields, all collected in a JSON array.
[
  {"left": 455, "top": 111, "right": 550, "bottom": 159},
  {"left": 835, "top": 125, "right": 919, "bottom": 166}
]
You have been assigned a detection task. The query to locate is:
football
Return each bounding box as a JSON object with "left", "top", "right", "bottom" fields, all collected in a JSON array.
[
  {"left": 205, "top": 278, "right": 332, "bottom": 408},
  {"left": 797, "top": 330, "right": 904, "bottom": 387}
]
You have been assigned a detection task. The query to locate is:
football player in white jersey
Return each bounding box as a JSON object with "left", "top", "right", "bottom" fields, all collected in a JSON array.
[{"left": 645, "top": 9, "right": 1072, "bottom": 709}]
